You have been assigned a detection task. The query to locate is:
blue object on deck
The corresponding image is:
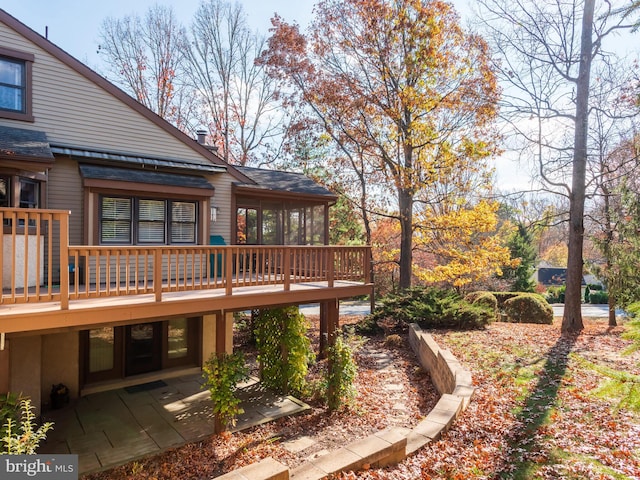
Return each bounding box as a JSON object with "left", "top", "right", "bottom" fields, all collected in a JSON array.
[{"left": 209, "top": 235, "right": 226, "bottom": 278}]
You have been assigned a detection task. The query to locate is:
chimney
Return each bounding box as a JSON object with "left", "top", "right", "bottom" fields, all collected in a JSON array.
[{"left": 196, "top": 129, "right": 208, "bottom": 145}]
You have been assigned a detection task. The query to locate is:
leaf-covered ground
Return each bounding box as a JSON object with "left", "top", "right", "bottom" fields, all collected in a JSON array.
[
  {"left": 83, "top": 316, "right": 640, "bottom": 480},
  {"left": 346, "top": 318, "right": 640, "bottom": 480}
]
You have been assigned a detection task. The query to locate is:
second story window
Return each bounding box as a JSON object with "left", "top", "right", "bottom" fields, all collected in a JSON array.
[
  {"left": 0, "top": 57, "right": 25, "bottom": 112},
  {"left": 0, "top": 48, "right": 34, "bottom": 121}
]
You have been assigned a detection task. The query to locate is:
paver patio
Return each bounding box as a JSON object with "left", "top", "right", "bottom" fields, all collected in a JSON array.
[{"left": 38, "top": 374, "right": 310, "bottom": 475}]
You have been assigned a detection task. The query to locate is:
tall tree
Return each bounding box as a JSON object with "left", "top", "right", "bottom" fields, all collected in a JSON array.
[
  {"left": 593, "top": 181, "right": 640, "bottom": 312},
  {"left": 585, "top": 60, "right": 639, "bottom": 326},
  {"left": 477, "top": 0, "right": 632, "bottom": 333},
  {"left": 187, "top": 0, "right": 282, "bottom": 165},
  {"left": 98, "top": 5, "right": 194, "bottom": 130},
  {"left": 260, "top": 0, "right": 501, "bottom": 290}
]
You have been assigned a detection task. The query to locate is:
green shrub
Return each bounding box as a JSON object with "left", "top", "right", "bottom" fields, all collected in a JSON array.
[
  {"left": 584, "top": 285, "right": 591, "bottom": 303},
  {"left": 589, "top": 290, "right": 609, "bottom": 304},
  {"left": 362, "top": 286, "right": 493, "bottom": 330},
  {"left": 325, "top": 334, "right": 358, "bottom": 411},
  {"left": 202, "top": 352, "right": 249, "bottom": 430},
  {"left": 544, "top": 285, "right": 566, "bottom": 304},
  {"left": 490, "top": 292, "right": 522, "bottom": 309},
  {"left": 1, "top": 398, "right": 53, "bottom": 454},
  {"left": 623, "top": 307, "right": 640, "bottom": 354},
  {"left": 465, "top": 291, "right": 499, "bottom": 320},
  {"left": 0, "top": 393, "right": 21, "bottom": 439},
  {"left": 353, "top": 314, "right": 384, "bottom": 335},
  {"left": 503, "top": 294, "right": 553, "bottom": 324},
  {"left": 254, "top": 306, "right": 314, "bottom": 396},
  {"left": 626, "top": 302, "right": 640, "bottom": 318}
]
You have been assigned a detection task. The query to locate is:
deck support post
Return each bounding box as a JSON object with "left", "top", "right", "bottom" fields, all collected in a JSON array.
[
  {"left": 212, "top": 310, "right": 234, "bottom": 434},
  {"left": 214, "top": 311, "right": 233, "bottom": 356},
  {"left": 319, "top": 299, "right": 339, "bottom": 358}
]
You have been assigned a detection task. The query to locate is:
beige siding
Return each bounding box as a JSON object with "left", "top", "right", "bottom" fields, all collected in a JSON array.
[
  {"left": 207, "top": 173, "right": 234, "bottom": 244},
  {"left": 0, "top": 22, "right": 210, "bottom": 163},
  {"left": 47, "top": 156, "right": 84, "bottom": 245}
]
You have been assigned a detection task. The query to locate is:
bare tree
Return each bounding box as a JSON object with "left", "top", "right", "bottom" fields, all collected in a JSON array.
[
  {"left": 477, "top": 0, "right": 633, "bottom": 333},
  {"left": 187, "top": 0, "right": 283, "bottom": 165},
  {"left": 586, "top": 59, "right": 640, "bottom": 326},
  {"left": 98, "top": 5, "right": 195, "bottom": 130}
]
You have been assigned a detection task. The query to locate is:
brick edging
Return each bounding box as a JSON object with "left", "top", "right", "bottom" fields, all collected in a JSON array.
[{"left": 214, "top": 323, "right": 475, "bottom": 480}]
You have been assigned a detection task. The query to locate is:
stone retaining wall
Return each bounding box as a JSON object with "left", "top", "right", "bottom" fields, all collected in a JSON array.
[{"left": 213, "top": 323, "right": 475, "bottom": 480}]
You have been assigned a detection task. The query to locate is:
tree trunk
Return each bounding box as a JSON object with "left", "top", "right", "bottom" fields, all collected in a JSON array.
[
  {"left": 398, "top": 186, "right": 413, "bottom": 290},
  {"left": 608, "top": 295, "right": 617, "bottom": 327},
  {"left": 562, "top": 0, "right": 594, "bottom": 334}
]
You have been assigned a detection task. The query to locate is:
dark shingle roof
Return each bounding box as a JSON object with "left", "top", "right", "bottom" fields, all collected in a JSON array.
[
  {"left": 51, "top": 145, "right": 225, "bottom": 173},
  {"left": 235, "top": 166, "right": 335, "bottom": 197},
  {"left": 0, "top": 125, "right": 54, "bottom": 161},
  {"left": 79, "top": 164, "right": 214, "bottom": 191}
]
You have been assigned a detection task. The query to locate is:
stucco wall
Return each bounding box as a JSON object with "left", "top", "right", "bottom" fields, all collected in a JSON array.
[
  {"left": 41, "top": 332, "right": 79, "bottom": 409},
  {"left": 10, "top": 335, "right": 42, "bottom": 415}
]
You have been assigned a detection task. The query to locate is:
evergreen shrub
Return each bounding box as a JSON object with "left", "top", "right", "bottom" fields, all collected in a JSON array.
[
  {"left": 544, "top": 285, "right": 566, "bottom": 304},
  {"left": 588, "top": 290, "right": 609, "bottom": 304},
  {"left": 503, "top": 293, "right": 553, "bottom": 324},
  {"left": 465, "top": 291, "right": 499, "bottom": 320},
  {"left": 359, "top": 286, "right": 493, "bottom": 331}
]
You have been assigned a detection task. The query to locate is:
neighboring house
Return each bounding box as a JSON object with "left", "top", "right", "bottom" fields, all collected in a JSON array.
[
  {"left": 536, "top": 262, "right": 586, "bottom": 287},
  {"left": 0, "top": 9, "right": 371, "bottom": 413}
]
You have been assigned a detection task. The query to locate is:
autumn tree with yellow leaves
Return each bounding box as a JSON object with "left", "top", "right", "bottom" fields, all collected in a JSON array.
[{"left": 261, "top": 0, "right": 508, "bottom": 290}]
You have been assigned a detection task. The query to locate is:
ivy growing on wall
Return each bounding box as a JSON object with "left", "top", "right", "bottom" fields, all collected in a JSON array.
[
  {"left": 202, "top": 351, "right": 249, "bottom": 430},
  {"left": 254, "top": 306, "right": 314, "bottom": 396},
  {"left": 326, "top": 333, "right": 358, "bottom": 411}
]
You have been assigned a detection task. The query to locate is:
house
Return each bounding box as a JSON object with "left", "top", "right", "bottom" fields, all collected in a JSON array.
[
  {"left": 0, "top": 9, "right": 372, "bottom": 413},
  {"left": 536, "top": 262, "right": 587, "bottom": 287}
]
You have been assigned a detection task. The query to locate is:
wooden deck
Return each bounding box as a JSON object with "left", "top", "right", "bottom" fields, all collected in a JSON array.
[
  {"left": 0, "top": 279, "right": 372, "bottom": 334},
  {"left": 1, "top": 208, "right": 372, "bottom": 334}
]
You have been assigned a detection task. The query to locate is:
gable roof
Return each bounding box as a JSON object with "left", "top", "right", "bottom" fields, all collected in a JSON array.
[
  {"left": 0, "top": 8, "right": 252, "bottom": 183},
  {"left": 234, "top": 166, "right": 337, "bottom": 200}
]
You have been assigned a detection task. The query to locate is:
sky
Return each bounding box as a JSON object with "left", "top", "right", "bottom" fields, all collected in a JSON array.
[
  {"left": 0, "top": 0, "right": 535, "bottom": 192},
  {"left": 0, "top": 0, "right": 320, "bottom": 69},
  {"left": 1, "top": 0, "right": 472, "bottom": 69}
]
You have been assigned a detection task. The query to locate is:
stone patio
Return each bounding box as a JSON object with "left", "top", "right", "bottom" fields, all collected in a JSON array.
[{"left": 38, "top": 374, "right": 310, "bottom": 475}]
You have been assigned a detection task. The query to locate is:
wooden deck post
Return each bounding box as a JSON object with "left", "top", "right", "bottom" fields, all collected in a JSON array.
[
  {"left": 319, "top": 301, "right": 328, "bottom": 359},
  {"left": 215, "top": 311, "right": 233, "bottom": 356},
  {"left": 213, "top": 310, "right": 234, "bottom": 434},
  {"left": 319, "top": 298, "right": 340, "bottom": 358},
  {"left": 327, "top": 299, "right": 339, "bottom": 346},
  {"left": 59, "top": 211, "right": 70, "bottom": 310}
]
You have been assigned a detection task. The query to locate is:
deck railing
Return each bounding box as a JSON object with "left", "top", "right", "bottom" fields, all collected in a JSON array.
[{"left": 1, "top": 208, "right": 371, "bottom": 308}]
